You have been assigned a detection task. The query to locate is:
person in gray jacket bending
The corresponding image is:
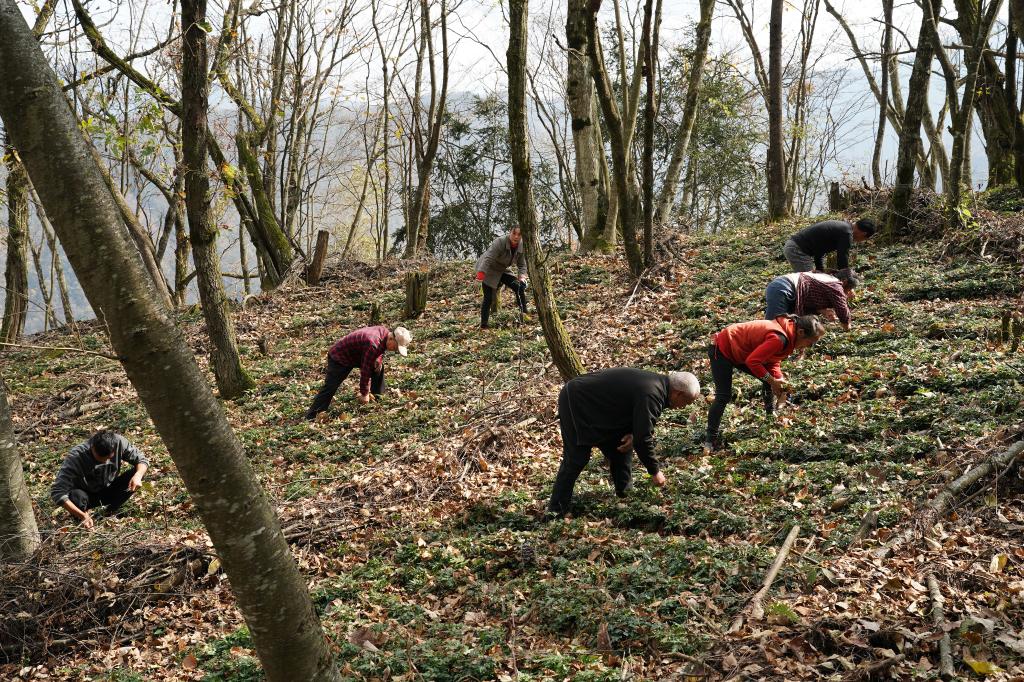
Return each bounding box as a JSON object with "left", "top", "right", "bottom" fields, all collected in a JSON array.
[
  {"left": 475, "top": 225, "right": 528, "bottom": 328},
  {"left": 50, "top": 430, "right": 150, "bottom": 529}
]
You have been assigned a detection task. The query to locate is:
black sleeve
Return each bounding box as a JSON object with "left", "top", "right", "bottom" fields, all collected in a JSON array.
[
  {"left": 632, "top": 395, "right": 661, "bottom": 475},
  {"left": 814, "top": 254, "right": 825, "bottom": 270},
  {"left": 836, "top": 243, "right": 849, "bottom": 270}
]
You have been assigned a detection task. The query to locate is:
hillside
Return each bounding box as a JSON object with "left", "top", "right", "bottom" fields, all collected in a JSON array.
[{"left": 2, "top": 216, "right": 1024, "bottom": 681}]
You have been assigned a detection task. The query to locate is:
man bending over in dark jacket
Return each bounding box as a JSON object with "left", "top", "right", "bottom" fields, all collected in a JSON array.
[
  {"left": 547, "top": 368, "right": 700, "bottom": 516},
  {"left": 51, "top": 430, "right": 150, "bottom": 529}
]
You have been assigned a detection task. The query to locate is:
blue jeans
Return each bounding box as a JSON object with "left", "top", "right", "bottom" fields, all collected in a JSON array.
[{"left": 765, "top": 276, "right": 796, "bottom": 319}]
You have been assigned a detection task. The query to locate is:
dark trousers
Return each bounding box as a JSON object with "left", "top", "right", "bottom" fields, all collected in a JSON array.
[
  {"left": 706, "top": 345, "right": 774, "bottom": 441},
  {"left": 306, "top": 356, "right": 385, "bottom": 419},
  {"left": 68, "top": 468, "right": 137, "bottom": 514},
  {"left": 548, "top": 389, "right": 633, "bottom": 515},
  {"left": 480, "top": 273, "right": 528, "bottom": 327}
]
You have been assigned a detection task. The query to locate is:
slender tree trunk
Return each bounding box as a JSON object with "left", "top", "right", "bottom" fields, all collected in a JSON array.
[
  {"left": 640, "top": 0, "right": 662, "bottom": 267},
  {"left": 1011, "top": 0, "right": 1024, "bottom": 188},
  {"left": 90, "top": 144, "right": 175, "bottom": 310},
  {"left": 567, "top": 0, "right": 611, "bottom": 253},
  {"left": 654, "top": 0, "right": 713, "bottom": 226},
  {"left": 0, "top": 373, "right": 39, "bottom": 562},
  {"left": 886, "top": 0, "right": 941, "bottom": 239},
  {"left": 586, "top": 1, "right": 643, "bottom": 275},
  {"left": 34, "top": 193, "right": 74, "bottom": 327},
  {"left": 182, "top": 0, "right": 253, "bottom": 399},
  {"left": 872, "top": 0, "right": 893, "bottom": 187},
  {"left": 2, "top": 142, "right": 29, "bottom": 342},
  {"left": 766, "top": 0, "right": 788, "bottom": 221},
  {"left": 508, "top": 0, "right": 584, "bottom": 380},
  {"left": 0, "top": 6, "right": 339, "bottom": 680}
]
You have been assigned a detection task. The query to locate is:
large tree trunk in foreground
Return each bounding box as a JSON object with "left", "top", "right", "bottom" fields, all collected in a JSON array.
[
  {"left": 766, "top": 0, "right": 788, "bottom": 221},
  {"left": 567, "top": 0, "right": 611, "bottom": 253},
  {"left": 508, "top": 0, "right": 584, "bottom": 381},
  {"left": 886, "top": 0, "right": 941, "bottom": 239},
  {"left": 0, "top": 4, "right": 339, "bottom": 680},
  {"left": 654, "top": 0, "right": 714, "bottom": 227},
  {"left": 2, "top": 142, "right": 29, "bottom": 343},
  {"left": 0, "top": 373, "right": 39, "bottom": 562},
  {"left": 182, "top": 0, "right": 253, "bottom": 399}
]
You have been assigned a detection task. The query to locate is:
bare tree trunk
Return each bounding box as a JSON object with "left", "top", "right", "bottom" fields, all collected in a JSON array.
[
  {"left": 182, "top": 0, "right": 254, "bottom": 399},
  {"left": 33, "top": 191, "right": 75, "bottom": 327},
  {"left": 0, "top": 6, "right": 339, "bottom": 680},
  {"left": 586, "top": 1, "right": 643, "bottom": 276},
  {"left": 1011, "top": 0, "right": 1024, "bottom": 188},
  {"left": 2, "top": 141, "right": 29, "bottom": 342},
  {"left": 640, "top": 0, "right": 663, "bottom": 267},
  {"left": 90, "top": 144, "right": 175, "bottom": 310},
  {"left": 567, "top": 0, "right": 611, "bottom": 254},
  {"left": 886, "top": 0, "right": 941, "bottom": 239},
  {"left": 766, "top": 0, "right": 788, "bottom": 221},
  {"left": 0, "top": 373, "right": 39, "bottom": 562},
  {"left": 654, "top": 0, "right": 713, "bottom": 226},
  {"left": 508, "top": 0, "right": 585, "bottom": 381},
  {"left": 872, "top": 0, "right": 893, "bottom": 187}
]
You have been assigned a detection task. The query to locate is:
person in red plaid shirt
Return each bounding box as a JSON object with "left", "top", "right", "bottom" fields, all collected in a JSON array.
[
  {"left": 764, "top": 268, "right": 861, "bottom": 331},
  {"left": 305, "top": 325, "right": 412, "bottom": 420}
]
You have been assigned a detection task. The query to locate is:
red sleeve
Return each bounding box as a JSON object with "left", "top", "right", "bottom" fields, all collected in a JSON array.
[
  {"left": 476, "top": 271, "right": 485, "bottom": 281},
  {"left": 745, "top": 334, "right": 786, "bottom": 380}
]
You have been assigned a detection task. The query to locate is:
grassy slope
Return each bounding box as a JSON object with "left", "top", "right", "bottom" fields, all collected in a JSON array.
[{"left": 3, "top": 218, "right": 1023, "bottom": 681}]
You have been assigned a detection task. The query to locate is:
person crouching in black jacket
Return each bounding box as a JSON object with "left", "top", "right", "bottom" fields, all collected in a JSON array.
[{"left": 547, "top": 368, "right": 700, "bottom": 517}]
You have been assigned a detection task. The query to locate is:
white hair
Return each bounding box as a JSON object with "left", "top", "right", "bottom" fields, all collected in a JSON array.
[{"left": 668, "top": 371, "right": 700, "bottom": 399}]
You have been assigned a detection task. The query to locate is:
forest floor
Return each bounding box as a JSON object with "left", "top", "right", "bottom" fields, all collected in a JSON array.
[{"left": 3, "top": 202, "right": 1024, "bottom": 681}]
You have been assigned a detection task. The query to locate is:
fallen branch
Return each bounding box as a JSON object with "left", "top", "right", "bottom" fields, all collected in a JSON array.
[
  {"left": 729, "top": 524, "right": 800, "bottom": 633},
  {"left": 877, "top": 440, "right": 1024, "bottom": 558},
  {"left": 0, "top": 341, "right": 120, "bottom": 361},
  {"left": 845, "top": 653, "right": 905, "bottom": 681},
  {"left": 927, "top": 573, "right": 954, "bottom": 680}
]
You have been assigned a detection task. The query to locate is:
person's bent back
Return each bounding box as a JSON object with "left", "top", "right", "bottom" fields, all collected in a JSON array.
[{"left": 783, "top": 218, "right": 875, "bottom": 272}]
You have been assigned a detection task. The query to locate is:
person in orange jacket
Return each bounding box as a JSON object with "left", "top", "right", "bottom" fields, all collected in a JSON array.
[{"left": 704, "top": 314, "right": 826, "bottom": 450}]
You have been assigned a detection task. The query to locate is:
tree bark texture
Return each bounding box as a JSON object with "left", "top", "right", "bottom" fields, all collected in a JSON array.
[
  {"left": 640, "top": 0, "right": 662, "bottom": 267},
  {"left": 585, "top": 1, "right": 644, "bottom": 275},
  {"left": 567, "top": 0, "right": 611, "bottom": 254},
  {"left": 886, "top": 0, "right": 941, "bottom": 239},
  {"left": 766, "top": 0, "right": 788, "bottom": 221},
  {"left": 653, "top": 0, "right": 714, "bottom": 227},
  {"left": 0, "top": 4, "right": 339, "bottom": 680},
  {"left": 508, "top": 0, "right": 585, "bottom": 381},
  {"left": 871, "top": 0, "right": 893, "bottom": 187},
  {"left": 182, "top": 0, "right": 254, "bottom": 399},
  {"left": 1012, "top": 0, "right": 1024, "bottom": 188},
  {"left": 2, "top": 142, "right": 29, "bottom": 343},
  {"left": 403, "top": 271, "right": 429, "bottom": 319},
  {"left": 307, "top": 230, "right": 330, "bottom": 286},
  {"left": 0, "top": 373, "right": 40, "bottom": 562}
]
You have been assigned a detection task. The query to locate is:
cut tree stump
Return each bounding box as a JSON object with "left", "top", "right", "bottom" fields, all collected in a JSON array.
[
  {"left": 369, "top": 302, "right": 383, "bottom": 325},
  {"left": 403, "top": 271, "right": 429, "bottom": 319},
  {"left": 305, "top": 230, "right": 330, "bottom": 286}
]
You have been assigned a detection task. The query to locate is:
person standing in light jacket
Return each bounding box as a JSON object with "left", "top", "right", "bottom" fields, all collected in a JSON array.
[
  {"left": 704, "top": 315, "right": 825, "bottom": 451},
  {"left": 475, "top": 225, "right": 528, "bottom": 328}
]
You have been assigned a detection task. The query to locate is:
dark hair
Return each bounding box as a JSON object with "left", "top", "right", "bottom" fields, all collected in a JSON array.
[
  {"left": 786, "top": 314, "right": 826, "bottom": 339},
  {"left": 855, "top": 218, "right": 876, "bottom": 237},
  {"left": 89, "top": 430, "right": 120, "bottom": 457},
  {"left": 835, "top": 268, "right": 862, "bottom": 290},
  {"left": 509, "top": 225, "right": 521, "bottom": 233}
]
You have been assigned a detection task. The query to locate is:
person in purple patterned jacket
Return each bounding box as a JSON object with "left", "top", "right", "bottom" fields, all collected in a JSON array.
[
  {"left": 305, "top": 325, "right": 412, "bottom": 420},
  {"left": 765, "top": 268, "right": 861, "bottom": 331}
]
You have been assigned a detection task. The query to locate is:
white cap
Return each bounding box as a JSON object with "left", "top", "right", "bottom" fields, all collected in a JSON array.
[{"left": 393, "top": 326, "right": 412, "bottom": 356}]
